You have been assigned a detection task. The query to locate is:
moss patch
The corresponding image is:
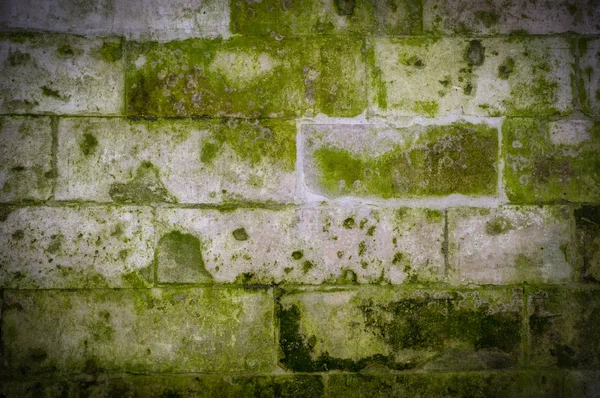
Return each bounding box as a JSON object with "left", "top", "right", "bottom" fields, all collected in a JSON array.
[
  {"left": 156, "top": 231, "right": 212, "bottom": 284},
  {"left": 109, "top": 161, "right": 176, "bottom": 204}
]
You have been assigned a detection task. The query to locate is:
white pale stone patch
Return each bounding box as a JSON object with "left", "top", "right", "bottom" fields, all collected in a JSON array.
[
  {"left": 55, "top": 118, "right": 296, "bottom": 204},
  {"left": 549, "top": 120, "right": 593, "bottom": 146},
  {"left": 0, "top": 35, "right": 123, "bottom": 115},
  {"left": 209, "top": 51, "right": 279, "bottom": 86},
  {"left": 448, "top": 206, "right": 575, "bottom": 285},
  {"left": 0, "top": 117, "right": 53, "bottom": 202},
  {"left": 0, "top": 206, "right": 155, "bottom": 288},
  {"left": 155, "top": 205, "right": 444, "bottom": 284}
]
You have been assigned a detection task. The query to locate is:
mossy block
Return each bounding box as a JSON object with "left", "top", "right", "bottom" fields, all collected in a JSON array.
[
  {"left": 424, "top": 0, "right": 597, "bottom": 35},
  {"left": 579, "top": 38, "right": 600, "bottom": 117},
  {"left": 303, "top": 122, "right": 497, "bottom": 199},
  {"left": 56, "top": 117, "right": 297, "bottom": 204},
  {"left": 0, "top": 206, "right": 154, "bottom": 289},
  {"left": 368, "top": 37, "right": 573, "bottom": 117},
  {"left": 231, "top": 0, "right": 374, "bottom": 36},
  {"left": 528, "top": 287, "right": 600, "bottom": 368},
  {"left": 2, "top": 287, "right": 277, "bottom": 374},
  {"left": 126, "top": 36, "right": 367, "bottom": 118},
  {"left": 448, "top": 206, "right": 574, "bottom": 285},
  {"left": 0, "top": 116, "right": 53, "bottom": 202},
  {"left": 278, "top": 286, "right": 523, "bottom": 372},
  {"left": 503, "top": 118, "right": 600, "bottom": 203},
  {"left": 575, "top": 206, "right": 600, "bottom": 283},
  {"left": 327, "top": 371, "right": 563, "bottom": 397}
]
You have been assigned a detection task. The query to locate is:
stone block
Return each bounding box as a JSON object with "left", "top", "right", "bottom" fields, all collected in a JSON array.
[
  {"left": 579, "top": 38, "right": 600, "bottom": 117},
  {"left": 575, "top": 206, "right": 600, "bottom": 283}
]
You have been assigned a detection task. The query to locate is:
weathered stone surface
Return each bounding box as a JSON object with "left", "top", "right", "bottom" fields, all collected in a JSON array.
[
  {"left": 368, "top": 37, "right": 573, "bottom": 117},
  {"left": 0, "top": 33, "right": 123, "bottom": 115},
  {"left": 565, "top": 371, "right": 600, "bottom": 398},
  {"left": 303, "top": 122, "right": 498, "bottom": 198},
  {"left": 126, "top": 36, "right": 366, "bottom": 118},
  {"left": 575, "top": 206, "right": 600, "bottom": 283},
  {"left": 278, "top": 287, "right": 523, "bottom": 372},
  {"left": 579, "top": 39, "right": 600, "bottom": 117},
  {"left": 155, "top": 206, "right": 444, "bottom": 285},
  {"left": 0, "top": 0, "right": 229, "bottom": 41},
  {"left": 328, "top": 371, "right": 563, "bottom": 398},
  {"left": 55, "top": 117, "right": 296, "bottom": 204},
  {"left": 503, "top": 118, "right": 600, "bottom": 203},
  {"left": 448, "top": 206, "right": 574, "bottom": 285},
  {"left": 0, "top": 206, "right": 154, "bottom": 289},
  {"left": 528, "top": 288, "right": 600, "bottom": 368},
  {"left": 0, "top": 374, "right": 325, "bottom": 398},
  {"left": 0, "top": 117, "right": 53, "bottom": 202},
  {"left": 424, "top": 0, "right": 600, "bottom": 34},
  {"left": 2, "top": 287, "right": 276, "bottom": 374}
]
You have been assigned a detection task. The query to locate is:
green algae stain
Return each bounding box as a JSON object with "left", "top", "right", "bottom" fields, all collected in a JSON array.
[
  {"left": 156, "top": 231, "right": 213, "bottom": 284},
  {"left": 475, "top": 11, "right": 500, "bottom": 28},
  {"left": 498, "top": 57, "right": 515, "bottom": 80},
  {"left": 232, "top": 227, "right": 249, "bottom": 241},
  {"left": 100, "top": 40, "right": 123, "bottom": 62},
  {"left": 485, "top": 216, "right": 513, "bottom": 235},
  {"left": 313, "top": 123, "right": 497, "bottom": 198},
  {"left": 200, "top": 142, "right": 219, "bottom": 164},
  {"left": 413, "top": 100, "right": 438, "bottom": 117},
  {"left": 41, "top": 86, "right": 62, "bottom": 99},
  {"left": 109, "top": 161, "right": 176, "bottom": 204},
  {"left": 80, "top": 133, "right": 98, "bottom": 156}
]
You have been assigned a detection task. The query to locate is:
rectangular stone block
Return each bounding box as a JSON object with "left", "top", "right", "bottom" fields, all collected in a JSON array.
[
  {"left": 424, "top": 0, "right": 600, "bottom": 35},
  {"left": 368, "top": 37, "right": 573, "bottom": 117},
  {"left": 503, "top": 118, "right": 600, "bottom": 203},
  {"left": 448, "top": 206, "right": 574, "bottom": 285},
  {"left": 126, "top": 36, "right": 366, "bottom": 118},
  {"left": 0, "top": 117, "right": 53, "bottom": 202},
  {"left": 55, "top": 117, "right": 296, "bottom": 204},
  {"left": 579, "top": 38, "right": 600, "bottom": 117},
  {"left": 0, "top": 33, "right": 124, "bottom": 115},
  {"left": 575, "top": 206, "right": 600, "bottom": 283},
  {"left": 2, "top": 288, "right": 276, "bottom": 375},
  {"left": 327, "top": 371, "right": 563, "bottom": 398},
  {"left": 528, "top": 287, "right": 600, "bottom": 368},
  {"left": 565, "top": 371, "right": 600, "bottom": 398},
  {"left": 278, "top": 287, "right": 524, "bottom": 372},
  {"left": 0, "top": 0, "right": 229, "bottom": 41},
  {"left": 302, "top": 122, "right": 498, "bottom": 199},
  {"left": 154, "top": 206, "right": 444, "bottom": 285},
  {"left": 0, "top": 206, "right": 154, "bottom": 289}
]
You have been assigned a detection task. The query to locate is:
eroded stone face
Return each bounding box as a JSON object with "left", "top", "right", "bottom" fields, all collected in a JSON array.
[
  {"left": 278, "top": 287, "right": 524, "bottom": 372},
  {"left": 0, "top": 206, "right": 154, "bottom": 289},
  {"left": 125, "top": 36, "right": 367, "bottom": 118},
  {"left": 368, "top": 37, "right": 573, "bottom": 117},
  {"left": 424, "top": 0, "right": 600, "bottom": 35},
  {"left": 303, "top": 122, "right": 498, "bottom": 199},
  {"left": 0, "top": 117, "right": 53, "bottom": 202},
  {"left": 55, "top": 117, "right": 297, "bottom": 204},
  {"left": 0, "top": 33, "right": 124, "bottom": 115},
  {"left": 503, "top": 118, "right": 600, "bottom": 203},
  {"left": 1, "top": 288, "right": 277, "bottom": 374},
  {"left": 448, "top": 206, "right": 574, "bottom": 285}
]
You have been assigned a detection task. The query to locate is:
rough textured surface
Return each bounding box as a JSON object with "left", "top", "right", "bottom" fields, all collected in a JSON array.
[
  {"left": 0, "top": 33, "right": 124, "bottom": 115},
  {"left": 579, "top": 38, "right": 600, "bottom": 117},
  {"left": 0, "top": 117, "right": 53, "bottom": 202},
  {"left": 56, "top": 117, "right": 296, "bottom": 203},
  {"left": 2, "top": 288, "right": 276, "bottom": 374},
  {"left": 448, "top": 206, "right": 575, "bottom": 285}
]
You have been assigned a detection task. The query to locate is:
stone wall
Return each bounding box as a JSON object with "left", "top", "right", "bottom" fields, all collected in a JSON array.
[{"left": 0, "top": 0, "right": 599, "bottom": 396}]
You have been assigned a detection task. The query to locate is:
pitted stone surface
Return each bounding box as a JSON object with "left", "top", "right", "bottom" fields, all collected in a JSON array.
[
  {"left": 1, "top": 288, "right": 276, "bottom": 374},
  {"left": 448, "top": 206, "right": 574, "bottom": 285},
  {"left": 0, "top": 34, "right": 124, "bottom": 115},
  {"left": 0, "top": 117, "right": 53, "bottom": 202},
  {"left": 55, "top": 117, "right": 296, "bottom": 204},
  {"left": 155, "top": 206, "right": 444, "bottom": 285},
  {"left": 424, "top": 0, "right": 600, "bottom": 35},
  {"left": 369, "top": 37, "right": 573, "bottom": 117},
  {"left": 0, "top": 206, "right": 154, "bottom": 288}
]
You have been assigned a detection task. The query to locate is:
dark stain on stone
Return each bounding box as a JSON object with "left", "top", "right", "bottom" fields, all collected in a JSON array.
[
  {"left": 46, "top": 234, "right": 63, "bottom": 254},
  {"left": 291, "top": 250, "right": 304, "bottom": 260},
  {"left": 80, "top": 133, "right": 98, "bottom": 156},
  {"left": 498, "top": 57, "right": 515, "bottom": 80},
  {"left": 6, "top": 50, "right": 31, "bottom": 66},
  {"left": 11, "top": 229, "right": 24, "bottom": 240},
  {"left": 334, "top": 0, "right": 356, "bottom": 16},
  {"left": 465, "top": 40, "right": 485, "bottom": 66},
  {"left": 232, "top": 227, "right": 249, "bottom": 241},
  {"left": 156, "top": 231, "right": 213, "bottom": 283},
  {"left": 41, "top": 86, "right": 62, "bottom": 99},
  {"left": 485, "top": 216, "right": 513, "bottom": 235},
  {"left": 109, "top": 161, "right": 176, "bottom": 204},
  {"left": 343, "top": 217, "right": 355, "bottom": 229}
]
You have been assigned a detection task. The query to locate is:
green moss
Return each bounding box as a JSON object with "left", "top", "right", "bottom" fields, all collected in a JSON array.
[
  {"left": 232, "top": 228, "right": 249, "bottom": 241},
  {"left": 200, "top": 142, "right": 218, "bottom": 164},
  {"left": 475, "top": 11, "right": 500, "bottom": 28},
  {"left": 485, "top": 216, "right": 513, "bottom": 235},
  {"left": 343, "top": 217, "right": 356, "bottom": 229},
  {"left": 99, "top": 40, "right": 122, "bottom": 62},
  {"left": 358, "top": 241, "right": 366, "bottom": 256},
  {"left": 41, "top": 86, "right": 62, "bottom": 99},
  {"left": 302, "top": 261, "right": 315, "bottom": 273},
  {"left": 121, "top": 266, "right": 153, "bottom": 288},
  {"left": 413, "top": 100, "right": 438, "bottom": 117},
  {"left": 291, "top": 250, "right": 304, "bottom": 260},
  {"left": 109, "top": 161, "right": 176, "bottom": 204},
  {"left": 155, "top": 231, "right": 212, "bottom": 284},
  {"left": 366, "top": 225, "right": 376, "bottom": 236},
  {"left": 313, "top": 122, "right": 497, "bottom": 198},
  {"left": 426, "top": 210, "right": 443, "bottom": 222},
  {"left": 80, "top": 133, "right": 98, "bottom": 156}
]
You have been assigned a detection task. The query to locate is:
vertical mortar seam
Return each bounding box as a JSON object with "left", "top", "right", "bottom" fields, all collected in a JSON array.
[{"left": 49, "top": 116, "right": 59, "bottom": 200}]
